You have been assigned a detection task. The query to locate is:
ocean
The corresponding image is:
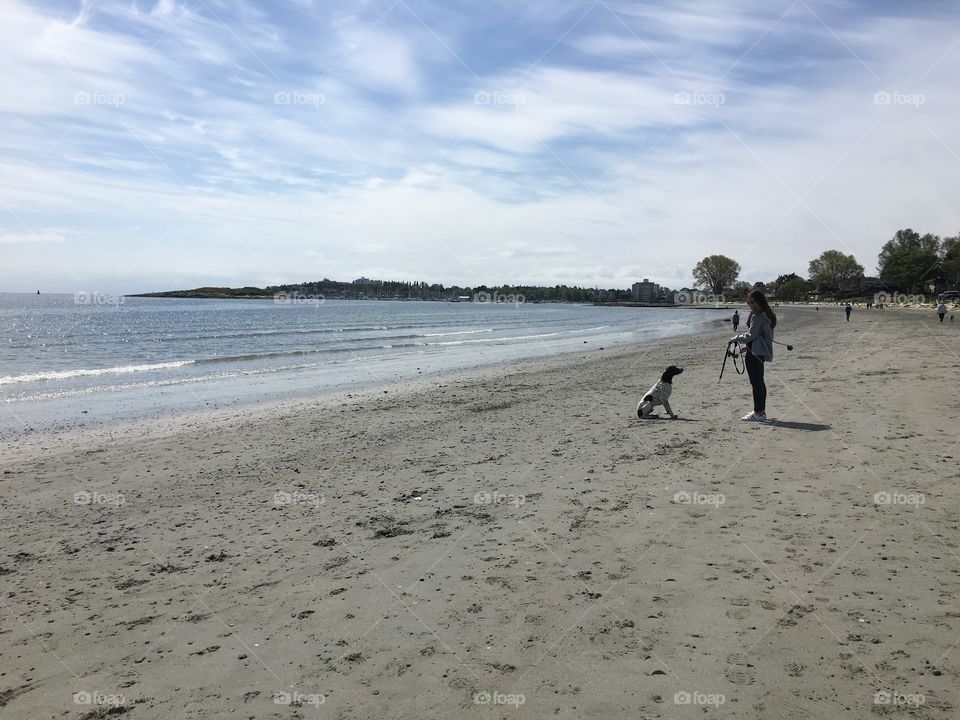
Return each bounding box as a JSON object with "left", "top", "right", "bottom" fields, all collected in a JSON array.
[{"left": 0, "top": 293, "right": 726, "bottom": 435}]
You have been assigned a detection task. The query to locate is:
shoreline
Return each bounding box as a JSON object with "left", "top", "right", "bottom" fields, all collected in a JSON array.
[
  {"left": 1, "top": 311, "right": 729, "bottom": 458},
  {"left": 3, "top": 305, "right": 959, "bottom": 719}
]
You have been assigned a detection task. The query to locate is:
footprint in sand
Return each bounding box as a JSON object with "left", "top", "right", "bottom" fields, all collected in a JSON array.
[
  {"left": 777, "top": 604, "right": 815, "bottom": 627},
  {"left": 784, "top": 661, "right": 805, "bottom": 677},
  {"left": 724, "top": 653, "right": 757, "bottom": 685}
]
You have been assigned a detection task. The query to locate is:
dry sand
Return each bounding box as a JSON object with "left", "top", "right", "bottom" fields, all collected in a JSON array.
[{"left": 2, "top": 305, "right": 959, "bottom": 719}]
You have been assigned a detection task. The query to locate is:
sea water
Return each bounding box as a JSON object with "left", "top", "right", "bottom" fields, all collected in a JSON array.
[{"left": 0, "top": 293, "right": 725, "bottom": 435}]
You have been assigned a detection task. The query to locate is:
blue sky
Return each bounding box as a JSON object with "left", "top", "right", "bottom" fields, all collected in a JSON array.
[{"left": 2, "top": 0, "right": 959, "bottom": 292}]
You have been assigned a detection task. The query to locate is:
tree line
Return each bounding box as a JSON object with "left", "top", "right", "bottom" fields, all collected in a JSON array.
[{"left": 692, "top": 228, "right": 960, "bottom": 300}]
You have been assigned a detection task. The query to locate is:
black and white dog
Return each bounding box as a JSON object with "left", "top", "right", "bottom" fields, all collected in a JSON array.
[{"left": 637, "top": 365, "right": 684, "bottom": 419}]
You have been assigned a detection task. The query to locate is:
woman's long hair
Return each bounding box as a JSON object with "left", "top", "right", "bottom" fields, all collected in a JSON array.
[{"left": 747, "top": 289, "right": 777, "bottom": 328}]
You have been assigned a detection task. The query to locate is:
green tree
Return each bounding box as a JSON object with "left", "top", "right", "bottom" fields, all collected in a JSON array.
[
  {"left": 776, "top": 277, "right": 808, "bottom": 301},
  {"left": 731, "top": 281, "right": 752, "bottom": 299},
  {"left": 878, "top": 229, "right": 940, "bottom": 274},
  {"left": 808, "top": 250, "right": 864, "bottom": 289},
  {"left": 941, "top": 235, "right": 960, "bottom": 285},
  {"left": 692, "top": 255, "right": 741, "bottom": 295},
  {"left": 775, "top": 273, "right": 802, "bottom": 286},
  {"left": 882, "top": 249, "right": 940, "bottom": 293},
  {"left": 878, "top": 229, "right": 941, "bottom": 292}
]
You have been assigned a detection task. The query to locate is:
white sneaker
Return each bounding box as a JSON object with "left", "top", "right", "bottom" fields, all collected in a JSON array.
[{"left": 741, "top": 411, "right": 767, "bottom": 422}]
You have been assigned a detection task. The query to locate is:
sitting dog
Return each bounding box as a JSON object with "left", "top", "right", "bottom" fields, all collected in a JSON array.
[{"left": 637, "top": 365, "right": 684, "bottom": 419}]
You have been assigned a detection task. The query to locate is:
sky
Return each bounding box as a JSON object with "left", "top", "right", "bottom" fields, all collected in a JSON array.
[{"left": 1, "top": 0, "right": 959, "bottom": 293}]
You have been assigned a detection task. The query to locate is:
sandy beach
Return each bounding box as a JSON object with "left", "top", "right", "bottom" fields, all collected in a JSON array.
[{"left": 2, "top": 305, "right": 959, "bottom": 719}]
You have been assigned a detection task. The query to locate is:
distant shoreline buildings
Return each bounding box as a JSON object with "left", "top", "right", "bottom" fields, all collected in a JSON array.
[{"left": 631, "top": 278, "right": 666, "bottom": 302}]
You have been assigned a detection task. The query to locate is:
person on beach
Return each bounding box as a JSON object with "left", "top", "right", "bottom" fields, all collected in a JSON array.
[
  {"left": 731, "top": 289, "right": 776, "bottom": 422},
  {"left": 938, "top": 302, "right": 947, "bottom": 323},
  {"left": 845, "top": 303, "right": 852, "bottom": 321},
  {"left": 732, "top": 310, "right": 740, "bottom": 332}
]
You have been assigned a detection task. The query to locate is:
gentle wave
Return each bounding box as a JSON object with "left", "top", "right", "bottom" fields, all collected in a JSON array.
[
  {"left": 0, "top": 360, "right": 196, "bottom": 386},
  {"left": 0, "top": 326, "right": 610, "bottom": 387},
  {"left": 0, "top": 351, "right": 422, "bottom": 403},
  {"left": 425, "top": 325, "right": 610, "bottom": 346},
  {"left": 421, "top": 328, "right": 494, "bottom": 337}
]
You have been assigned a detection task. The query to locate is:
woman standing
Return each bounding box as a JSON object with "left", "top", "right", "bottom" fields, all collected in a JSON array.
[{"left": 732, "top": 289, "right": 777, "bottom": 422}]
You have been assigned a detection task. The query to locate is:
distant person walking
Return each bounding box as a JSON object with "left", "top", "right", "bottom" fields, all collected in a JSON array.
[
  {"left": 732, "top": 289, "right": 776, "bottom": 422},
  {"left": 844, "top": 303, "right": 852, "bottom": 322},
  {"left": 937, "top": 302, "right": 947, "bottom": 322},
  {"left": 732, "top": 310, "right": 740, "bottom": 332}
]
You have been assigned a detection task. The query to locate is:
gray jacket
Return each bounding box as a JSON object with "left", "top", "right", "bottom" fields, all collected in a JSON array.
[{"left": 735, "top": 311, "right": 774, "bottom": 361}]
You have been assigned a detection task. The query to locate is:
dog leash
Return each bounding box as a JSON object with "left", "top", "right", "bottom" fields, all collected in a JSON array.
[
  {"left": 718, "top": 340, "right": 746, "bottom": 383},
  {"left": 719, "top": 338, "right": 796, "bottom": 383}
]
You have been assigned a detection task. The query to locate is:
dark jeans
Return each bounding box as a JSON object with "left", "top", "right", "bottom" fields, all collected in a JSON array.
[
  {"left": 745, "top": 352, "right": 766, "bottom": 413},
  {"left": 940, "top": 313, "right": 946, "bottom": 323}
]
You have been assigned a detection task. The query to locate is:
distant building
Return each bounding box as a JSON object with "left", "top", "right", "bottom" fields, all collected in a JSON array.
[{"left": 631, "top": 278, "right": 660, "bottom": 302}]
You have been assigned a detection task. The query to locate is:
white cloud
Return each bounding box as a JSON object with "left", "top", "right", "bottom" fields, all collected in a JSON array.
[
  {"left": 332, "top": 17, "right": 421, "bottom": 94},
  {"left": 0, "top": 229, "right": 67, "bottom": 244},
  {"left": 1, "top": 0, "right": 958, "bottom": 293}
]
